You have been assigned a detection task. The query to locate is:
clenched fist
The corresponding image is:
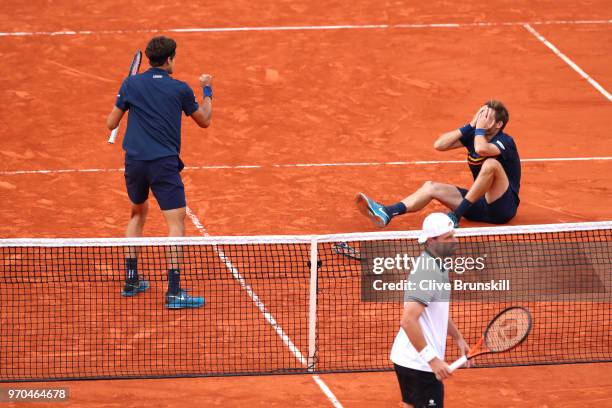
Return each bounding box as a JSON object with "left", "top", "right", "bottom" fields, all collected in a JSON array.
[{"left": 199, "top": 74, "right": 213, "bottom": 88}]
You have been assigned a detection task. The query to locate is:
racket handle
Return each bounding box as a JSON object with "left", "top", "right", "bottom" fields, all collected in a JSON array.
[
  {"left": 449, "top": 355, "right": 468, "bottom": 372},
  {"left": 108, "top": 127, "right": 119, "bottom": 144}
]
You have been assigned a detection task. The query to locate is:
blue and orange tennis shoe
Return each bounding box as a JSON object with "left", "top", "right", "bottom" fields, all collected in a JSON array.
[
  {"left": 121, "top": 280, "right": 150, "bottom": 297},
  {"left": 355, "top": 192, "right": 390, "bottom": 228},
  {"left": 165, "top": 289, "right": 205, "bottom": 309}
]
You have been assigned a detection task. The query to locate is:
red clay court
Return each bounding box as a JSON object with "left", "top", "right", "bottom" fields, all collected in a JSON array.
[{"left": 1, "top": 0, "right": 611, "bottom": 407}]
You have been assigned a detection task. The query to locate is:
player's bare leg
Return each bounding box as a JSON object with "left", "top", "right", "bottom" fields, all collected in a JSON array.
[
  {"left": 356, "top": 182, "right": 463, "bottom": 228},
  {"left": 450, "top": 158, "right": 510, "bottom": 226},
  {"left": 464, "top": 158, "right": 509, "bottom": 204},
  {"left": 122, "top": 201, "right": 150, "bottom": 296},
  {"left": 162, "top": 207, "right": 185, "bottom": 271},
  {"left": 161, "top": 206, "right": 204, "bottom": 309},
  {"left": 126, "top": 201, "right": 149, "bottom": 239},
  {"left": 162, "top": 207, "right": 186, "bottom": 238},
  {"left": 400, "top": 181, "right": 464, "bottom": 212}
]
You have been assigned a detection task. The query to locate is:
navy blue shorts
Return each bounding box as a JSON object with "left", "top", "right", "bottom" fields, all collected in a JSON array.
[
  {"left": 124, "top": 156, "right": 186, "bottom": 210},
  {"left": 457, "top": 186, "right": 519, "bottom": 224}
]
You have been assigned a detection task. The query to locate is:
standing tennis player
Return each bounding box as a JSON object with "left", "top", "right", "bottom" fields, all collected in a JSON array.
[
  {"left": 390, "top": 213, "right": 470, "bottom": 408},
  {"left": 357, "top": 100, "right": 520, "bottom": 228},
  {"left": 106, "top": 36, "right": 213, "bottom": 309}
]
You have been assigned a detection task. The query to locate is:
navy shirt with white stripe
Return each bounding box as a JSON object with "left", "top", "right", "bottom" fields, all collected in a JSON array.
[
  {"left": 115, "top": 67, "right": 199, "bottom": 160},
  {"left": 459, "top": 127, "right": 521, "bottom": 196}
]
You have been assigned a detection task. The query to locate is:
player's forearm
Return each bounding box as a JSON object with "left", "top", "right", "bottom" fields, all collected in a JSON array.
[
  {"left": 106, "top": 117, "right": 118, "bottom": 131},
  {"left": 191, "top": 98, "right": 212, "bottom": 128},
  {"left": 473, "top": 133, "right": 500, "bottom": 156},
  {"left": 195, "top": 76, "right": 213, "bottom": 128},
  {"left": 200, "top": 97, "right": 212, "bottom": 126},
  {"left": 433, "top": 129, "right": 462, "bottom": 151},
  {"left": 106, "top": 107, "right": 125, "bottom": 130},
  {"left": 474, "top": 134, "right": 487, "bottom": 152},
  {"left": 447, "top": 318, "right": 464, "bottom": 341}
]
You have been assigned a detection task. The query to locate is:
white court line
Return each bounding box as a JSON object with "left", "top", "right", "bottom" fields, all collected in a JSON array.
[
  {"left": 185, "top": 207, "right": 342, "bottom": 407},
  {"left": 523, "top": 23, "right": 612, "bottom": 102},
  {"left": 0, "top": 19, "right": 611, "bottom": 37},
  {"left": 1, "top": 156, "right": 611, "bottom": 176},
  {"left": 0, "top": 167, "right": 121, "bottom": 175},
  {"left": 312, "top": 375, "right": 343, "bottom": 408},
  {"left": 185, "top": 207, "right": 306, "bottom": 365}
]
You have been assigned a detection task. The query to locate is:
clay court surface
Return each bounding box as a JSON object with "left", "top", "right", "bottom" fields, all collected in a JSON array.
[{"left": 1, "top": 0, "right": 611, "bottom": 406}]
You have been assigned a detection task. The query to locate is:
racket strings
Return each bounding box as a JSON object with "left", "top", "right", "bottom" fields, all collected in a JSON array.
[
  {"left": 129, "top": 51, "right": 142, "bottom": 76},
  {"left": 485, "top": 308, "right": 531, "bottom": 352}
]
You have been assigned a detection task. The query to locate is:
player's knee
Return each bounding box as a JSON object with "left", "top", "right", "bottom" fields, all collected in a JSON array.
[
  {"left": 481, "top": 158, "right": 501, "bottom": 174},
  {"left": 164, "top": 208, "right": 186, "bottom": 237},
  {"left": 421, "top": 180, "right": 435, "bottom": 192},
  {"left": 424, "top": 181, "right": 445, "bottom": 196},
  {"left": 130, "top": 202, "right": 148, "bottom": 218},
  {"left": 167, "top": 222, "right": 185, "bottom": 237},
  {"left": 172, "top": 207, "right": 186, "bottom": 222}
]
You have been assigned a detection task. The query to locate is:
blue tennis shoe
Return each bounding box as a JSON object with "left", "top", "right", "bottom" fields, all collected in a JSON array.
[
  {"left": 355, "top": 192, "right": 390, "bottom": 228},
  {"left": 447, "top": 212, "right": 460, "bottom": 228},
  {"left": 165, "top": 289, "right": 205, "bottom": 309},
  {"left": 121, "top": 280, "right": 149, "bottom": 297}
]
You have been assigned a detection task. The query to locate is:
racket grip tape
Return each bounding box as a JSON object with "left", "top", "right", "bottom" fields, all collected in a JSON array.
[
  {"left": 108, "top": 127, "right": 119, "bottom": 144},
  {"left": 448, "top": 355, "right": 468, "bottom": 372}
]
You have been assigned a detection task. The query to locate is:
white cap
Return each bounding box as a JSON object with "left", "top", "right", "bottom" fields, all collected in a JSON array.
[{"left": 417, "top": 213, "right": 455, "bottom": 244}]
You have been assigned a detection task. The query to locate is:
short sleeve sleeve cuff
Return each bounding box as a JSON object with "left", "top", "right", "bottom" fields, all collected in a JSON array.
[
  {"left": 404, "top": 295, "right": 431, "bottom": 306},
  {"left": 459, "top": 124, "right": 474, "bottom": 146},
  {"left": 181, "top": 85, "right": 200, "bottom": 116},
  {"left": 184, "top": 102, "right": 199, "bottom": 116},
  {"left": 459, "top": 124, "right": 474, "bottom": 137}
]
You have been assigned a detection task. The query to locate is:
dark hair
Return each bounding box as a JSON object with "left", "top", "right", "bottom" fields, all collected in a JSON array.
[
  {"left": 145, "top": 36, "right": 176, "bottom": 67},
  {"left": 485, "top": 99, "right": 509, "bottom": 131}
]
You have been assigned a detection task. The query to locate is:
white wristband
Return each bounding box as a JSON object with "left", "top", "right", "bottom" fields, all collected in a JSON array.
[{"left": 419, "top": 345, "right": 438, "bottom": 363}]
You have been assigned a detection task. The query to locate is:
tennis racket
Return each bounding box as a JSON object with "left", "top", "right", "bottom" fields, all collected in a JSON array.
[
  {"left": 331, "top": 242, "right": 365, "bottom": 261},
  {"left": 108, "top": 49, "right": 143, "bottom": 144},
  {"left": 449, "top": 306, "right": 532, "bottom": 372}
]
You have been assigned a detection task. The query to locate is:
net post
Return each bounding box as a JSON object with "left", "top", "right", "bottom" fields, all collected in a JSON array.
[{"left": 307, "top": 238, "right": 318, "bottom": 372}]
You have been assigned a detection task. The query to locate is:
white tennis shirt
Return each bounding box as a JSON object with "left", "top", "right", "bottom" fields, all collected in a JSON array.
[{"left": 390, "top": 251, "right": 450, "bottom": 372}]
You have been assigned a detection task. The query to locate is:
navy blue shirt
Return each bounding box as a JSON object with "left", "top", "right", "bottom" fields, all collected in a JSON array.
[
  {"left": 115, "top": 68, "right": 199, "bottom": 160},
  {"left": 459, "top": 126, "right": 521, "bottom": 196}
]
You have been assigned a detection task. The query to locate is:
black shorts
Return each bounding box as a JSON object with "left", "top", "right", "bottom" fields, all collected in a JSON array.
[
  {"left": 457, "top": 186, "right": 519, "bottom": 224},
  {"left": 394, "top": 364, "right": 444, "bottom": 408},
  {"left": 124, "top": 156, "right": 186, "bottom": 210}
]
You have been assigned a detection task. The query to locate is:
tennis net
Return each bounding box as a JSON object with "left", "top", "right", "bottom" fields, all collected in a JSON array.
[{"left": 1, "top": 221, "right": 610, "bottom": 381}]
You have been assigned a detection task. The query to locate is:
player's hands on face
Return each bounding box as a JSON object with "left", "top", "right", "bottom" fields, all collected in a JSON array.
[
  {"left": 199, "top": 74, "right": 213, "bottom": 88},
  {"left": 476, "top": 106, "right": 496, "bottom": 129},
  {"left": 470, "top": 105, "right": 488, "bottom": 127},
  {"left": 429, "top": 357, "right": 452, "bottom": 381}
]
